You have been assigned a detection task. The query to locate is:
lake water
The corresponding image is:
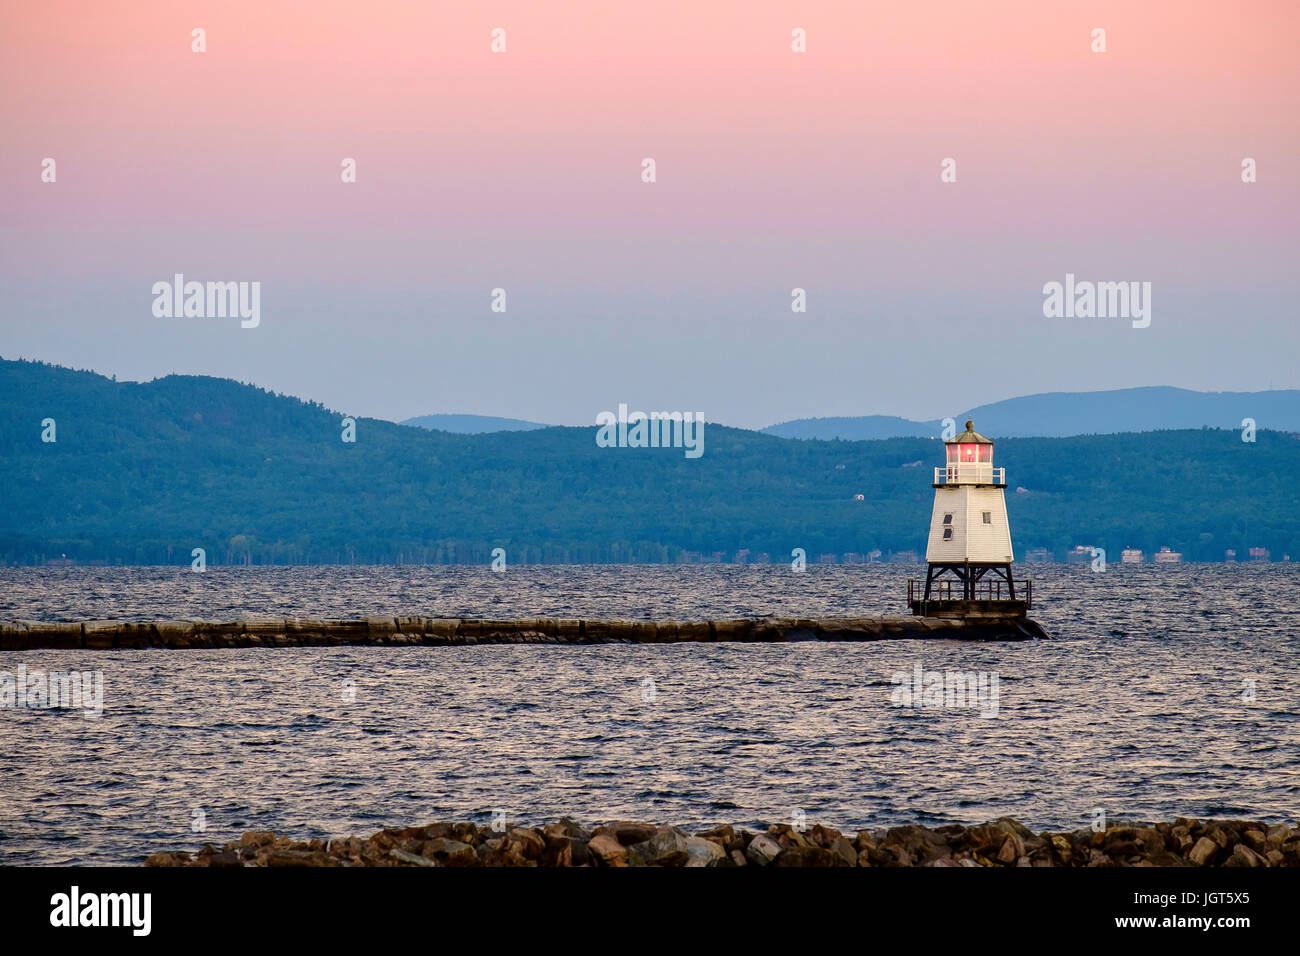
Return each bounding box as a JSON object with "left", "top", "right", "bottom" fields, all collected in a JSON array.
[{"left": 1, "top": 564, "right": 1297, "bottom": 864}]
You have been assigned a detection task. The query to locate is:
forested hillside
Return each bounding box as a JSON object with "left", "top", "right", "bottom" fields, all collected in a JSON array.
[{"left": 2, "top": 359, "right": 1296, "bottom": 565}]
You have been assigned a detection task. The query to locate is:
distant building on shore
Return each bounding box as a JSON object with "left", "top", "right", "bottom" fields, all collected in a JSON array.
[
  {"left": 890, "top": 550, "right": 920, "bottom": 564},
  {"left": 1153, "top": 546, "right": 1183, "bottom": 564},
  {"left": 1066, "top": 545, "right": 1095, "bottom": 564},
  {"left": 1249, "top": 547, "right": 1270, "bottom": 563},
  {"left": 1224, "top": 549, "right": 1237, "bottom": 562},
  {"left": 1121, "top": 548, "right": 1144, "bottom": 564},
  {"left": 1025, "top": 547, "right": 1053, "bottom": 564}
]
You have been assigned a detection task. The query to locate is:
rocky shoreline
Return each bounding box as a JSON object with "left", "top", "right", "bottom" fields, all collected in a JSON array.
[
  {"left": 144, "top": 816, "right": 1299, "bottom": 868},
  {"left": 1, "top": 613, "right": 1048, "bottom": 650}
]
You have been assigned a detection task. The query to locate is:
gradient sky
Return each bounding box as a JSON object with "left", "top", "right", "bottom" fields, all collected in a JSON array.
[{"left": 2, "top": 0, "right": 1297, "bottom": 428}]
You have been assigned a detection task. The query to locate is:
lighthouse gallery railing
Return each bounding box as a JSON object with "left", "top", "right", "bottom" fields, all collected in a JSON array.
[
  {"left": 908, "top": 577, "right": 1032, "bottom": 608},
  {"left": 933, "top": 465, "right": 1005, "bottom": 485}
]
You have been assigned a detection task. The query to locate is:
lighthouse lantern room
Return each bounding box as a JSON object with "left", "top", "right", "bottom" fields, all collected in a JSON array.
[{"left": 909, "top": 419, "right": 1028, "bottom": 613}]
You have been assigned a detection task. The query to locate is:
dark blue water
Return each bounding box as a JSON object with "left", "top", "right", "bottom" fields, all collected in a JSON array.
[{"left": 1, "top": 564, "right": 1297, "bottom": 864}]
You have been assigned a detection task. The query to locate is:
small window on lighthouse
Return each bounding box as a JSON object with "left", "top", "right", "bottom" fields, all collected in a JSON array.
[
  {"left": 982, "top": 512, "right": 992, "bottom": 524},
  {"left": 943, "top": 528, "right": 953, "bottom": 540},
  {"left": 943, "top": 513, "right": 952, "bottom": 524}
]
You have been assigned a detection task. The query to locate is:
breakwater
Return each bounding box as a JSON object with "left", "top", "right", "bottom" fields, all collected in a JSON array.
[
  {"left": 1, "top": 614, "right": 1049, "bottom": 649},
  {"left": 144, "top": 815, "right": 1299, "bottom": 867}
]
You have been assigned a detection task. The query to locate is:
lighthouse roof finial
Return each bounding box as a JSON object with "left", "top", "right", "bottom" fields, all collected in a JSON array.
[{"left": 948, "top": 418, "right": 993, "bottom": 444}]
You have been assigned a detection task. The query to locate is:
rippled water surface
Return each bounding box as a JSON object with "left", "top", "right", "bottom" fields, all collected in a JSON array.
[{"left": 1, "top": 564, "right": 1298, "bottom": 864}]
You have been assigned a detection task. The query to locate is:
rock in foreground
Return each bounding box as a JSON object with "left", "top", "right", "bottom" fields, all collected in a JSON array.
[{"left": 144, "top": 816, "right": 1300, "bottom": 867}]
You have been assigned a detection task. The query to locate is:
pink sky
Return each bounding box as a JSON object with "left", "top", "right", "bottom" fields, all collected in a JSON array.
[
  {"left": 5, "top": 1, "right": 1296, "bottom": 237},
  {"left": 1, "top": 1, "right": 1297, "bottom": 426}
]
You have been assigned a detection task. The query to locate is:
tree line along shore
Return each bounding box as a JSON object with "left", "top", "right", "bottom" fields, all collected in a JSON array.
[{"left": 5, "top": 359, "right": 1298, "bottom": 566}]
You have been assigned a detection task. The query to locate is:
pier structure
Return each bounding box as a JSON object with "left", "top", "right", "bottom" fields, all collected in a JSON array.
[{"left": 1, "top": 612, "right": 1050, "bottom": 649}]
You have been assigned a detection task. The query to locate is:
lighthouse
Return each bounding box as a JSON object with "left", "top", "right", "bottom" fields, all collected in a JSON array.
[{"left": 909, "top": 420, "right": 1028, "bottom": 614}]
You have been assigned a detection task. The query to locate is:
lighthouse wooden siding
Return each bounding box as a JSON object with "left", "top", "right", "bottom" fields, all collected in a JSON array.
[{"left": 925, "top": 486, "right": 1013, "bottom": 564}]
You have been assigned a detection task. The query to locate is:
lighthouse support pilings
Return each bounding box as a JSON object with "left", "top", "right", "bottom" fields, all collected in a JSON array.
[{"left": 921, "top": 562, "right": 1017, "bottom": 601}]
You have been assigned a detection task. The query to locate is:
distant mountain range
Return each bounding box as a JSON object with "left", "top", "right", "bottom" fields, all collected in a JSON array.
[
  {"left": 402, "top": 414, "right": 547, "bottom": 434},
  {"left": 762, "top": 387, "right": 1300, "bottom": 440},
  {"left": 2, "top": 358, "right": 1297, "bottom": 565},
  {"left": 400, "top": 387, "right": 1300, "bottom": 440}
]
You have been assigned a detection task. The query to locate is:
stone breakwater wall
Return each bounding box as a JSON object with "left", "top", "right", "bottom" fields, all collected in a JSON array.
[
  {"left": 145, "top": 816, "right": 1300, "bottom": 868},
  {"left": 0, "top": 614, "right": 1048, "bottom": 650}
]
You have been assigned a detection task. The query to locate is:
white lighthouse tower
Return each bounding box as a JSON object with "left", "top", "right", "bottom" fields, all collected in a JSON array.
[{"left": 910, "top": 419, "right": 1026, "bottom": 612}]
